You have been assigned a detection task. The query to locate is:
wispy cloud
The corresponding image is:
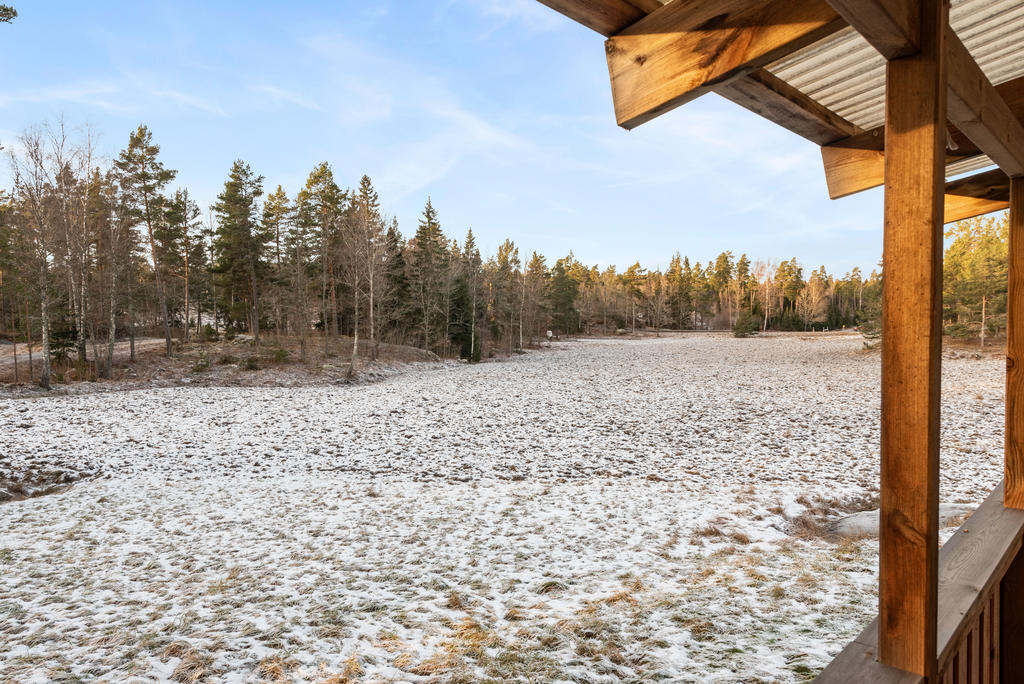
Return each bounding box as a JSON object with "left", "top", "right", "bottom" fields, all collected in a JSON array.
[
  {"left": 148, "top": 88, "right": 226, "bottom": 116},
  {"left": 457, "top": 0, "right": 564, "bottom": 33},
  {"left": 302, "top": 30, "right": 537, "bottom": 200},
  {"left": 248, "top": 85, "right": 321, "bottom": 111},
  {"left": 0, "top": 82, "right": 130, "bottom": 112}
]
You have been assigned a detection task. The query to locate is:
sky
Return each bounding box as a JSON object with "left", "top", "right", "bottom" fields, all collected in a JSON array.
[{"left": 0, "top": 0, "right": 888, "bottom": 275}]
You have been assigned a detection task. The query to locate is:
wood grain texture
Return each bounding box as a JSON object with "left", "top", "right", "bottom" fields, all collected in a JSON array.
[
  {"left": 604, "top": 0, "right": 845, "bottom": 129},
  {"left": 820, "top": 483, "right": 1024, "bottom": 682},
  {"left": 935, "top": 483, "right": 1024, "bottom": 673},
  {"left": 878, "top": 0, "right": 945, "bottom": 676},
  {"left": 718, "top": 68, "right": 862, "bottom": 145},
  {"left": 944, "top": 169, "right": 1010, "bottom": 224},
  {"left": 821, "top": 75, "right": 1024, "bottom": 199},
  {"left": 1008, "top": 177, "right": 1024, "bottom": 509},
  {"left": 946, "top": 29, "right": 1024, "bottom": 178},
  {"left": 825, "top": 0, "right": 918, "bottom": 58},
  {"left": 534, "top": 0, "right": 648, "bottom": 36}
]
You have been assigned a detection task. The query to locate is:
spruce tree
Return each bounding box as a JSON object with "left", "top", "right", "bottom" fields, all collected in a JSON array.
[
  {"left": 211, "top": 160, "right": 266, "bottom": 340},
  {"left": 380, "top": 219, "right": 412, "bottom": 344},
  {"left": 408, "top": 198, "right": 447, "bottom": 351}
]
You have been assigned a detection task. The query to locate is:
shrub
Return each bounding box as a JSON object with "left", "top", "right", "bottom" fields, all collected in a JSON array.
[
  {"left": 944, "top": 322, "right": 973, "bottom": 340},
  {"left": 241, "top": 356, "right": 260, "bottom": 371},
  {"left": 198, "top": 324, "right": 219, "bottom": 342},
  {"left": 223, "top": 327, "right": 237, "bottom": 341},
  {"left": 192, "top": 352, "right": 210, "bottom": 373},
  {"left": 732, "top": 311, "right": 760, "bottom": 338},
  {"left": 270, "top": 348, "right": 289, "bottom": 364}
]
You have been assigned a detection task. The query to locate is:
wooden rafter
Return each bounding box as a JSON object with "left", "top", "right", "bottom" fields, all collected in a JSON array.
[
  {"left": 604, "top": 0, "right": 847, "bottom": 129},
  {"left": 536, "top": 0, "right": 862, "bottom": 146},
  {"left": 822, "top": 76, "right": 1024, "bottom": 199},
  {"left": 825, "top": 0, "right": 919, "bottom": 58},
  {"left": 946, "top": 28, "right": 1024, "bottom": 178},
  {"left": 716, "top": 68, "right": 862, "bottom": 146},
  {"left": 533, "top": 0, "right": 658, "bottom": 37},
  {"left": 827, "top": 0, "right": 1024, "bottom": 179},
  {"left": 943, "top": 168, "right": 1010, "bottom": 224}
]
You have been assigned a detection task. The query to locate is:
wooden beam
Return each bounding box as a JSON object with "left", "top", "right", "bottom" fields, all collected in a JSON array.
[
  {"left": 1008, "top": 177, "right": 1024, "bottom": 509},
  {"left": 878, "top": 0, "right": 944, "bottom": 676},
  {"left": 716, "top": 69, "right": 863, "bottom": 146},
  {"left": 534, "top": 0, "right": 655, "bottom": 36},
  {"left": 604, "top": 0, "right": 846, "bottom": 130},
  {"left": 945, "top": 29, "right": 1024, "bottom": 178},
  {"left": 822, "top": 76, "right": 1024, "bottom": 199},
  {"left": 825, "top": 0, "right": 918, "bottom": 58},
  {"left": 944, "top": 169, "right": 1010, "bottom": 224},
  {"left": 537, "top": 0, "right": 861, "bottom": 145}
]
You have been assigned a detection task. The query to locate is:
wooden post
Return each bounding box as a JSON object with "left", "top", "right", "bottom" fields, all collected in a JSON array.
[
  {"left": 1008, "top": 177, "right": 1024, "bottom": 509},
  {"left": 878, "top": 0, "right": 946, "bottom": 677}
]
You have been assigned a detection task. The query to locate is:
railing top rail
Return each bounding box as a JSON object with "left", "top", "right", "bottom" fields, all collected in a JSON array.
[{"left": 816, "top": 481, "right": 1024, "bottom": 682}]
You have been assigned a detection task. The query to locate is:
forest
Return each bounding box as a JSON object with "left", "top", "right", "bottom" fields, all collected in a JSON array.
[{"left": 0, "top": 121, "right": 1010, "bottom": 388}]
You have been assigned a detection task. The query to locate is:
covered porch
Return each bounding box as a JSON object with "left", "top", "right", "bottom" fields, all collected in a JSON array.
[{"left": 534, "top": 0, "right": 1024, "bottom": 680}]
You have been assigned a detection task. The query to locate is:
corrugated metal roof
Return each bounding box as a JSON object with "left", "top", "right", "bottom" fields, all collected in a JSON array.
[{"left": 766, "top": 0, "right": 1024, "bottom": 177}]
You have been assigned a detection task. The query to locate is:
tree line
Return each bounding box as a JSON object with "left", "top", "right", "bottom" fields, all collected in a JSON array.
[{"left": 0, "top": 121, "right": 1008, "bottom": 388}]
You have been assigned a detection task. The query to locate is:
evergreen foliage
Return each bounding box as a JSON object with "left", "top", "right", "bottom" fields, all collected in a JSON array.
[{"left": 0, "top": 118, "right": 1013, "bottom": 386}]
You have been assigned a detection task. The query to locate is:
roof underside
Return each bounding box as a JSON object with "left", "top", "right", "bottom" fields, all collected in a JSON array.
[{"left": 768, "top": 0, "right": 1024, "bottom": 178}]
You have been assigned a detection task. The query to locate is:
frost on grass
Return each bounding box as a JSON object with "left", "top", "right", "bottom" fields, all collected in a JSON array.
[{"left": 0, "top": 334, "right": 1004, "bottom": 683}]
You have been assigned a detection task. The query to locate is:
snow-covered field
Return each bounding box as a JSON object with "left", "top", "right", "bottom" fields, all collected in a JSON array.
[{"left": 0, "top": 334, "right": 1005, "bottom": 683}]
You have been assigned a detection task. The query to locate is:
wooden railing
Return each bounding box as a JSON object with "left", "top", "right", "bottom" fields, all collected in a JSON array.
[{"left": 817, "top": 483, "right": 1024, "bottom": 683}]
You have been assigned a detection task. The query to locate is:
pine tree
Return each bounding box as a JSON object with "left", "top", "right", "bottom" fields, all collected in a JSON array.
[
  {"left": 262, "top": 185, "right": 292, "bottom": 335},
  {"left": 295, "top": 162, "right": 345, "bottom": 354},
  {"left": 113, "top": 125, "right": 177, "bottom": 356}
]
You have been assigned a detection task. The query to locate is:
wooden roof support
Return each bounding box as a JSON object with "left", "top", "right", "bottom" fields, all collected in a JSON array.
[
  {"left": 536, "top": 0, "right": 862, "bottom": 145},
  {"left": 823, "top": 75, "right": 1024, "bottom": 200},
  {"left": 1008, "top": 177, "right": 1024, "bottom": 510},
  {"left": 534, "top": 0, "right": 659, "bottom": 36},
  {"left": 604, "top": 0, "right": 846, "bottom": 129},
  {"left": 825, "top": 0, "right": 1024, "bottom": 181},
  {"left": 878, "top": 0, "right": 945, "bottom": 676},
  {"left": 946, "top": 30, "right": 1024, "bottom": 178},
  {"left": 716, "top": 69, "right": 863, "bottom": 146},
  {"left": 825, "top": 0, "right": 919, "bottom": 59},
  {"left": 944, "top": 169, "right": 1009, "bottom": 224},
  {"left": 822, "top": 76, "right": 1024, "bottom": 200}
]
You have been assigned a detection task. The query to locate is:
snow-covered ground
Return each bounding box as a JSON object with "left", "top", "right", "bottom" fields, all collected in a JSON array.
[{"left": 0, "top": 334, "right": 1005, "bottom": 683}]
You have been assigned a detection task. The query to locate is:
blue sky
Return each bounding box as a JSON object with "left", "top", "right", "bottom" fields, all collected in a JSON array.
[{"left": 0, "top": 0, "right": 887, "bottom": 275}]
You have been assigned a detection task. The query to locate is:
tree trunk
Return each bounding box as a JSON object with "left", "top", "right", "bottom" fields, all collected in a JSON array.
[
  {"left": 107, "top": 266, "right": 117, "bottom": 378},
  {"left": 369, "top": 270, "right": 377, "bottom": 361},
  {"left": 128, "top": 279, "right": 136, "bottom": 362},
  {"left": 348, "top": 285, "right": 359, "bottom": 378},
  {"left": 40, "top": 268, "right": 52, "bottom": 390},
  {"left": 470, "top": 285, "right": 476, "bottom": 361},
  {"left": 24, "top": 296, "right": 33, "bottom": 387},
  {"left": 981, "top": 294, "right": 987, "bottom": 347},
  {"left": 144, "top": 207, "right": 172, "bottom": 357},
  {"left": 183, "top": 244, "right": 191, "bottom": 344}
]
